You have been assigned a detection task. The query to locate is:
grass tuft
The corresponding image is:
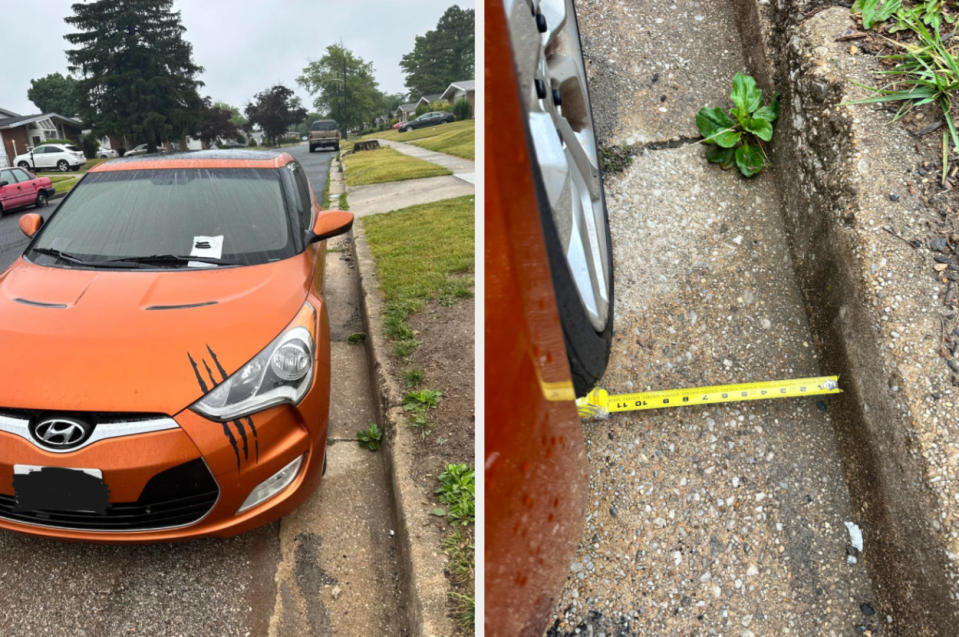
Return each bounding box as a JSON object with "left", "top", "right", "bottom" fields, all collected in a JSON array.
[
  {"left": 847, "top": 10, "right": 959, "bottom": 182},
  {"left": 403, "top": 367, "right": 425, "bottom": 388}
]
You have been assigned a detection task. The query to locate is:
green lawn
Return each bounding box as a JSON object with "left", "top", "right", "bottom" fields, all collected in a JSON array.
[
  {"left": 343, "top": 146, "right": 450, "bottom": 187},
  {"left": 49, "top": 175, "right": 79, "bottom": 196},
  {"left": 356, "top": 120, "right": 474, "bottom": 160},
  {"left": 362, "top": 195, "right": 474, "bottom": 357}
]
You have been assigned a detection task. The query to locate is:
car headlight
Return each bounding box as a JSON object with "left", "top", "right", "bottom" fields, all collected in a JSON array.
[{"left": 191, "top": 302, "right": 317, "bottom": 421}]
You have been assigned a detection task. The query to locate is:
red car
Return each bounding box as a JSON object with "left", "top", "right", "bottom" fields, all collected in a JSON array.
[{"left": 0, "top": 166, "right": 54, "bottom": 214}]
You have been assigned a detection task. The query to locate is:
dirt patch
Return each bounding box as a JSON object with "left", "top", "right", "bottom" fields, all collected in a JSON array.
[
  {"left": 400, "top": 297, "right": 475, "bottom": 481},
  {"left": 392, "top": 295, "right": 474, "bottom": 632}
]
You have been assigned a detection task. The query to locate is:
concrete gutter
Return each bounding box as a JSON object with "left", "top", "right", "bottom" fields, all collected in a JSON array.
[
  {"left": 331, "top": 155, "right": 453, "bottom": 636},
  {"left": 733, "top": 1, "right": 959, "bottom": 631}
]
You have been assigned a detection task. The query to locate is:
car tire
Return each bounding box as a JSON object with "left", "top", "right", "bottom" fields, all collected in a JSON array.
[
  {"left": 17, "top": 161, "right": 30, "bottom": 169},
  {"left": 36, "top": 192, "right": 48, "bottom": 208},
  {"left": 509, "top": 0, "right": 614, "bottom": 397},
  {"left": 309, "top": 145, "right": 315, "bottom": 153},
  {"left": 57, "top": 160, "right": 69, "bottom": 172}
]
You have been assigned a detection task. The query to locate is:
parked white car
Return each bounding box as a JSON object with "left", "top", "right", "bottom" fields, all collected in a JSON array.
[
  {"left": 97, "top": 146, "right": 118, "bottom": 158},
  {"left": 14, "top": 143, "right": 86, "bottom": 172},
  {"left": 124, "top": 143, "right": 150, "bottom": 156}
]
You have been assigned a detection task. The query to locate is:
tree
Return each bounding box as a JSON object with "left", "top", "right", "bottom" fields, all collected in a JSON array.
[
  {"left": 244, "top": 85, "right": 306, "bottom": 146},
  {"left": 27, "top": 73, "right": 80, "bottom": 116},
  {"left": 400, "top": 6, "right": 474, "bottom": 97},
  {"left": 382, "top": 92, "right": 407, "bottom": 114},
  {"left": 198, "top": 98, "right": 239, "bottom": 146},
  {"left": 64, "top": 0, "right": 204, "bottom": 152},
  {"left": 297, "top": 44, "right": 385, "bottom": 132},
  {"left": 214, "top": 101, "right": 247, "bottom": 131},
  {"left": 453, "top": 97, "right": 472, "bottom": 120}
]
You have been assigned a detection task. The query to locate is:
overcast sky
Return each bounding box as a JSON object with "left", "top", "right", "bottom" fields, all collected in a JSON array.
[{"left": 2, "top": 0, "right": 474, "bottom": 116}]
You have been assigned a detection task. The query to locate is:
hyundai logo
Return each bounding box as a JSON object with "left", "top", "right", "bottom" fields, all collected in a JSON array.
[{"left": 31, "top": 418, "right": 92, "bottom": 450}]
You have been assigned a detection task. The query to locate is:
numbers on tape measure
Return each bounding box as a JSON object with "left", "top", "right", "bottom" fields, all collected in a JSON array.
[{"left": 583, "top": 376, "right": 841, "bottom": 417}]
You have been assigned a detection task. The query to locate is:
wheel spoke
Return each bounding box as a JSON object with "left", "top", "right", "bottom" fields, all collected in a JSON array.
[{"left": 507, "top": 0, "right": 611, "bottom": 331}]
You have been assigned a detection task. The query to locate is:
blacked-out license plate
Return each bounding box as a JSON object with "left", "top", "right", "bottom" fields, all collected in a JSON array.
[{"left": 13, "top": 465, "right": 110, "bottom": 514}]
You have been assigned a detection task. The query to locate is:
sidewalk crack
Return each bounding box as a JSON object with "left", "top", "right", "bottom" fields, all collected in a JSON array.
[{"left": 601, "top": 136, "right": 701, "bottom": 174}]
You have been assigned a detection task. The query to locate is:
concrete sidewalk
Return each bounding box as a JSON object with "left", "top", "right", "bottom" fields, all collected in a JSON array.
[
  {"left": 339, "top": 142, "right": 474, "bottom": 216},
  {"left": 374, "top": 139, "right": 475, "bottom": 185},
  {"left": 347, "top": 176, "right": 474, "bottom": 217}
]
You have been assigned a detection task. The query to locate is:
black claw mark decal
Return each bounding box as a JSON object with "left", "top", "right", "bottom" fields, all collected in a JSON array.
[
  {"left": 187, "top": 353, "right": 209, "bottom": 393},
  {"left": 206, "top": 345, "right": 228, "bottom": 378},
  {"left": 188, "top": 345, "right": 260, "bottom": 470},
  {"left": 201, "top": 359, "right": 218, "bottom": 390},
  {"left": 244, "top": 415, "right": 259, "bottom": 462},
  {"left": 220, "top": 422, "right": 241, "bottom": 471},
  {"left": 232, "top": 419, "right": 249, "bottom": 460}
]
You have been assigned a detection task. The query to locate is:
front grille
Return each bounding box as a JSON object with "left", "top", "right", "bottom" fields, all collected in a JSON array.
[{"left": 0, "top": 459, "right": 219, "bottom": 531}]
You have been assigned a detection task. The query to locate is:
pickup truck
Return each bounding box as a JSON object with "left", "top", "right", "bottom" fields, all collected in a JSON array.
[{"left": 309, "top": 120, "right": 341, "bottom": 152}]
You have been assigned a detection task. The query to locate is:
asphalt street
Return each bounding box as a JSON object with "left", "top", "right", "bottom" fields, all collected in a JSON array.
[
  {"left": 0, "top": 198, "right": 55, "bottom": 271},
  {"left": 0, "top": 145, "right": 399, "bottom": 637}
]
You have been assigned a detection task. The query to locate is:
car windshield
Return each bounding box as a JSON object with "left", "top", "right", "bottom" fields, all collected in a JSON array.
[
  {"left": 28, "top": 168, "right": 294, "bottom": 269},
  {"left": 64, "top": 145, "right": 81, "bottom": 152},
  {"left": 311, "top": 121, "right": 338, "bottom": 131}
]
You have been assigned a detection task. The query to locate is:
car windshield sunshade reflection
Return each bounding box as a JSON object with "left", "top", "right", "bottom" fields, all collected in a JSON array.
[{"left": 28, "top": 168, "right": 294, "bottom": 269}]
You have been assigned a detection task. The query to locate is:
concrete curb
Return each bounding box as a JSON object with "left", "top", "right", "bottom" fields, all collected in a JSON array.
[
  {"left": 733, "top": 1, "right": 959, "bottom": 630},
  {"left": 333, "top": 156, "right": 453, "bottom": 637}
]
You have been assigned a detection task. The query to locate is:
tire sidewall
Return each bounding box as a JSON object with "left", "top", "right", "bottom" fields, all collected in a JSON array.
[{"left": 521, "top": 0, "right": 614, "bottom": 396}]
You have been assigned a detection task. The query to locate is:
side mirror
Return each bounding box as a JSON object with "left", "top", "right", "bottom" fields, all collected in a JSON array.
[
  {"left": 19, "top": 213, "right": 43, "bottom": 238},
  {"left": 309, "top": 210, "right": 353, "bottom": 243},
  {"left": 0, "top": 181, "right": 8, "bottom": 187}
]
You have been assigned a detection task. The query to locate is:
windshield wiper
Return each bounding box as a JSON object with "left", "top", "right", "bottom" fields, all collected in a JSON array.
[
  {"left": 30, "top": 247, "right": 139, "bottom": 268},
  {"left": 111, "top": 254, "right": 239, "bottom": 267}
]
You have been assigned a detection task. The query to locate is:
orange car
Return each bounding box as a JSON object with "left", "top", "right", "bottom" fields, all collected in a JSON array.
[
  {"left": 0, "top": 150, "right": 352, "bottom": 541},
  {"left": 486, "top": 0, "right": 613, "bottom": 633}
]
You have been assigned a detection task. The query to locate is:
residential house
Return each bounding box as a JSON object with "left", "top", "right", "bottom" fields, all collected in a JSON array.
[
  {"left": 415, "top": 93, "right": 444, "bottom": 111},
  {"left": 441, "top": 80, "right": 475, "bottom": 116},
  {"left": 0, "top": 108, "right": 83, "bottom": 167},
  {"left": 394, "top": 102, "right": 417, "bottom": 123}
]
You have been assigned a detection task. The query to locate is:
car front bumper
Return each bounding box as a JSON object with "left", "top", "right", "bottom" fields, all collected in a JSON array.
[{"left": 0, "top": 387, "right": 328, "bottom": 542}]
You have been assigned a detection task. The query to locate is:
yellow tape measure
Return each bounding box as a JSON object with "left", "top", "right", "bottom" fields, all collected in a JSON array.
[{"left": 577, "top": 376, "right": 841, "bottom": 419}]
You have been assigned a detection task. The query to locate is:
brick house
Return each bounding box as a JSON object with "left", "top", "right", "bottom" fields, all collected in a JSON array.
[{"left": 0, "top": 108, "right": 83, "bottom": 167}]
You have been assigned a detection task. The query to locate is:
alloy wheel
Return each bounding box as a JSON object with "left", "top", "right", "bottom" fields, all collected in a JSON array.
[{"left": 505, "top": 0, "right": 611, "bottom": 332}]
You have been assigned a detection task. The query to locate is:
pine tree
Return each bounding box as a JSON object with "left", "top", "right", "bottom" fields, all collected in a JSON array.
[{"left": 65, "top": 0, "right": 204, "bottom": 151}]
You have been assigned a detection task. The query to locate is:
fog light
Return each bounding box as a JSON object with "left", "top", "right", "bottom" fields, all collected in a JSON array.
[{"left": 237, "top": 454, "right": 304, "bottom": 513}]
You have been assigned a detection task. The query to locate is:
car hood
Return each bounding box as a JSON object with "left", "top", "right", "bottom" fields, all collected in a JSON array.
[{"left": 0, "top": 256, "right": 312, "bottom": 414}]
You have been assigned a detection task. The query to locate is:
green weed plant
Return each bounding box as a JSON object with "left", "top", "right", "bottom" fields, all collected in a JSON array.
[{"left": 696, "top": 72, "right": 779, "bottom": 177}]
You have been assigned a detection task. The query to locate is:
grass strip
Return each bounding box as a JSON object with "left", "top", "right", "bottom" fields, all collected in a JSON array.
[
  {"left": 361, "top": 195, "right": 474, "bottom": 358},
  {"left": 343, "top": 147, "right": 450, "bottom": 187},
  {"left": 356, "top": 120, "right": 475, "bottom": 160},
  {"left": 49, "top": 175, "right": 78, "bottom": 196}
]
